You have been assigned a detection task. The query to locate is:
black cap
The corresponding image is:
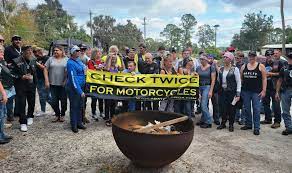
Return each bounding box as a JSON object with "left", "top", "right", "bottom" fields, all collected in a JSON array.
[
  {"left": 138, "top": 43, "right": 146, "bottom": 48},
  {"left": 248, "top": 51, "right": 257, "bottom": 57},
  {"left": 11, "top": 35, "right": 21, "bottom": 41},
  {"left": 265, "top": 49, "right": 274, "bottom": 56},
  {"left": 158, "top": 45, "right": 165, "bottom": 51},
  {"left": 170, "top": 47, "right": 176, "bottom": 53},
  {"left": 288, "top": 52, "right": 292, "bottom": 59},
  {"left": 78, "top": 43, "right": 87, "bottom": 49},
  {"left": 22, "top": 45, "right": 32, "bottom": 52}
]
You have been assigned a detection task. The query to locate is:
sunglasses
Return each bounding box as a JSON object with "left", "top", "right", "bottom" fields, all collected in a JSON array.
[
  {"left": 0, "top": 39, "right": 4, "bottom": 42},
  {"left": 75, "top": 50, "right": 81, "bottom": 52}
]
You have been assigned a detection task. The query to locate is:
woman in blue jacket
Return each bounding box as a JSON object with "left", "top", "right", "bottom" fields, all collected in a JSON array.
[{"left": 66, "top": 46, "right": 86, "bottom": 133}]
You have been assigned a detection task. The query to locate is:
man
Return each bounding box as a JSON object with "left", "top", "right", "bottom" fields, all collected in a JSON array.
[
  {"left": 4, "top": 35, "right": 22, "bottom": 64},
  {"left": 33, "top": 46, "right": 51, "bottom": 116},
  {"left": 135, "top": 43, "right": 147, "bottom": 73},
  {"left": 207, "top": 54, "right": 220, "bottom": 125},
  {"left": 275, "top": 53, "right": 292, "bottom": 135},
  {"left": 0, "top": 35, "right": 4, "bottom": 46},
  {"left": 170, "top": 47, "right": 178, "bottom": 67},
  {"left": 78, "top": 44, "right": 90, "bottom": 65},
  {"left": 153, "top": 45, "right": 165, "bottom": 70},
  {"left": 140, "top": 53, "right": 159, "bottom": 110},
  {"left": 274, "top": 49, "right": 287, "bottom": 66},
  {"left": 11, "top": 45, "right": 37, "bottom": 132},
  {"left": 4, "top": 35, "right": 22, "bottom": 122}
]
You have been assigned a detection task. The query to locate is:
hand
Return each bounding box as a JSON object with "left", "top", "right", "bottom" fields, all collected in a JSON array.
[
  {"left": 131, "top": 72, "right": 136, "bottom": 76},
  {"left": 45, "top": 80, "right": 50, "bottom": 89},
  {"left": 22, "top": 74, "right": 29, "bottom": 80},
  {"left": 81, "top": 92, "right": 85, "bottom": 98},
  {"left": 258, "top": 90, "right": 266, "bottom": 98},
  {"left": 193, "top": 72, "right": 198, "bottom": 76},
  {"left": 234, "top": 96, "right": 240, "bottom": 102},
  {"left": 208, "top": 91, "right": 213, "bottom": 99},
  {"left": 275, "top": 92, "right": 280, "bottom": 102},
  {"left": 1, "top": 94, "right": 7, "bottom": 104}
]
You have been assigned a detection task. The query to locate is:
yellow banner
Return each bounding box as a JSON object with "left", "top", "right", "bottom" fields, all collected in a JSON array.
[{"left": 86, "top": 70, "right": 199, "bottom": 88}]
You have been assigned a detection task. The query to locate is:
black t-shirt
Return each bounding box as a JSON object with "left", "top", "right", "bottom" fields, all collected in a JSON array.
[
  {"left": 36, "top": 56, "right": 49, "bottom": 80},
  {"left": 4, "top": 45, "right": 21, "bottom": 64},
  {"left": 0, "top": 60, "right": 14, "bottom": 89},
  {"left": 265, "top": 61, "right": 273, "bottom": 90},
  {"left": 279, "top": 64, "right": 292, "bottom": 90},
  {"left": 141, "top": 62, "right": 159, "bottom": 74}
]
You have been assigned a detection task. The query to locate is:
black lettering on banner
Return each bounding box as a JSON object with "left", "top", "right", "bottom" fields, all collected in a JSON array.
[
  {"left": 90, "top": 73, "right": 101, "bottom": 80},
  {"left": 125, "top": 76, "right": 135, "bottom": 83},
  {"left": 137, "top": 76, "right": 146, "bottom": 83},
  {"left": 115, "top": 75, "right": 124, "bottom": 82},
  {"left": 103, "top": 74, "right": 113, "bottom": 81},
  {"left": 179, "top": 78, "right": 188, "bottom": 84},
  {"left": 151, "top": 76, "right": 160, "bottom": 83},
  {"left": 160, "top": 77, "right": 173, "bottom": 84}
]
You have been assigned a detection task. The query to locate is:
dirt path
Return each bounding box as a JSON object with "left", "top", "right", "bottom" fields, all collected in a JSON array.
[{"left": 0, "top": 101, "right": 291, "bottom": 173}]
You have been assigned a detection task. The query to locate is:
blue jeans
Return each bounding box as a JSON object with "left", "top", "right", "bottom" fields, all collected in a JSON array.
[
  {"left": 242, "top": 90, "right": 261, "bottom": 130},
  {"left": 0, "top": 103, "right": 7, "bottom": 140},
  {"left": 66, "top": 87, "right": 83, "bottom": 128},
  {"left": 174, "top": 100, "right": 192, "bottom": 117},
  {"left": 281, "top": 89, "right": 292, "bottom": 131},
  {"left": 199, "top": 85, "right": 212, "bottom": 125},
  {"left": 263, "top": 89, "right": 281, "bottom": 123},
  {"left": 128, "top": 100, "right": 136, "bottom": 112},
  {"left": 37, "top": 79, "right": 52, "bottom": 112}
]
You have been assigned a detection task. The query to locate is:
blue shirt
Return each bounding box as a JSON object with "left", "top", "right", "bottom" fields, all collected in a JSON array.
[{"left": 66, "top": 58, "right": 85, "bottom": 95}]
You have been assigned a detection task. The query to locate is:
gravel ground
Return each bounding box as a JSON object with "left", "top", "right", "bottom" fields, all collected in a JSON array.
[{"left": 0, "top": 98, "right": 291, "bottom": 173}]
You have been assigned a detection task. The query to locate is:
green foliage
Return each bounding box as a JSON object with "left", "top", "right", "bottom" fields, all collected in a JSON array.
[
  {"left": 181, "top": 14, "right": 197, "bottom": 48},
  {"left": 231, "top": 11, "right": 273, "bottom": 51},
  {"left": 204, "top": 47, "right": 221, "bottom": 60},
  {"left": 160, "top": 24, "right": 183, "bottom": 51},
  {"left": 197, "top": 24, "right": 215, "bottom": 49}
]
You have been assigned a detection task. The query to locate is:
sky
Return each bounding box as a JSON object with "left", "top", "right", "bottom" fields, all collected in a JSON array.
[{"left": 20, "top": 0, "right": 292, "bottom": 47}]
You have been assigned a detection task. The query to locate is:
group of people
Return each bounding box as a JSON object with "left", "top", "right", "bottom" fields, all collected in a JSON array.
[{"left": 0, "top": 34, "right": 292, "bottom": 145}]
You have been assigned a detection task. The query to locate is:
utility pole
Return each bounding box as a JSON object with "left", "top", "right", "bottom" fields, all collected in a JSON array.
[
  {"left": 143, "top": 17, "right": 146, "bottom": 40},
  {"left": 281, "top": 0, "right": 286, "bottom": 55},
  {"left": 213, "top": 24, "right": 220, "bottom": 48},
  {"left": 90, "top": 10, "right": 93, "bottom": 48}
]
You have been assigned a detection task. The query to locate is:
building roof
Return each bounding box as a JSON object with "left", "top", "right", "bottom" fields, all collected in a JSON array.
[{"left": 262, "top": 44, "right": 292, "bottom": 49}]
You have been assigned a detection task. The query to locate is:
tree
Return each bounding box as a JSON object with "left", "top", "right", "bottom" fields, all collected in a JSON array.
[
  {"left": 160, "top": 24, "right": 183, "bottom": 51},
  {"left": 145, "top": 38, "right": 167, "bottom": 52},
  {"left": 111, "top": 20, "right": 143, "bottom": 49},
  {"left": 181, "top": 14, "right": 197, "bottom": 48},
  {"left": 88, "top": 15, "right": 115, "bottom": 51},
  {"left": 231, "top": 11, "right": 273, "bottom": 51},
  {"left": 197, "top": 24, "right": 215, "bottom": 48}
]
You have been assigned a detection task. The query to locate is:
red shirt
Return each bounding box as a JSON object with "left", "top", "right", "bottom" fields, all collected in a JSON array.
[{"left": 88, "top": 59, "right": 103, "bottom": 70}]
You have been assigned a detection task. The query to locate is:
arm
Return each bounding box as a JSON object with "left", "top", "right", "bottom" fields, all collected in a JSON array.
[
  {"left": 259, "top": 64, "right": 267, "bottom": 98},
  {"left": 105, "top": 56, "right": 112, "bottom": 71},
  {"left": 119, "top": 56, "right": 125, "bottom": 71},
  {"left": 0, "top": 81, "right": 7, "bottom": 104},
  {"left": 234, "top": 67, "right": 241, "bottom": 97},
  {"left": 87, "top": 60, "right": 95, "bottom": 70},
  {"left": 209, "top": 72, "right": 216, "bottom": 98},
  {"left": 160, "top": 69, "right": 166, "bottom": 74}
]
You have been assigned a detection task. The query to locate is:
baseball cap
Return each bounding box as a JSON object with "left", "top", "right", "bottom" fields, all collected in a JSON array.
[
  {"left": 70, "top": 45, "right": 81, "bottom": 54},
  {"left": 288, "top": 53, "right": 292, "bottom": 59},
  {"left": 22, "top": 45, "right": 32, "bottom": 52},
  {"left": 11, "top": 35, "right": 21, "bottom": 41},
  {"left": 248, "top": 51, "right": 257, "bottom": 57},
  {"left": 208, "top": 54, "right": 215, "bottom": 59},
  {"left": 265, "top": 49, "right": 274, "bottom": 56}
]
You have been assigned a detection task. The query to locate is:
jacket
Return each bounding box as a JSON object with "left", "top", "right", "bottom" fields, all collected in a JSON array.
[{"left": 66, "top": 58, "right": 85, "bottom": 95}]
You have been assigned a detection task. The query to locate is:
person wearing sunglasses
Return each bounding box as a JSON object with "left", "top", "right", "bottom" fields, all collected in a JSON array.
[
  {"left": 0, "top": 35, "right": 4, "bottom": 46},
  {"left": 261, "top": 50, "right": 282, "bottom": 129},
  {"left": 217, "top": 52, "right": 241, "bottom": 132},
  {"left": 44, "top": 45, "right": 68, "bottom": 123}
]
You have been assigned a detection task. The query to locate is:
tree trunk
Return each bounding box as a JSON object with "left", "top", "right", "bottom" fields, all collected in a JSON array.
[{"left": 281, "top": 0, "right": 286, "bottom": 55}]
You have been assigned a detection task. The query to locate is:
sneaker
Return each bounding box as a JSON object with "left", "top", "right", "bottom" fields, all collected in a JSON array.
[
  {"left": 27, "top": 118, "right": 33, "bottom": 126},
  {"left": 200, "top": 123, "right": 212, "bottom": 128},
  {"left": 20, "top": 124, "right": 28, "bottom": 132},
  {"left": 0, "top": 138, "right": 10, "bottom": 145},
  {"left": 91, "top": 113, "right": 98, "bottom": 119},
  {"left": 217, "top": 124, "right": 226, "bottom": 130},
  {"left": 260, "top": 120, "right": 272, "bottom": 124},
  {"left": 83, "top": 116, "right": 90, "bottom": 123},
  {"left": 229, "top": 126, "right": 234, "bottom": 132},
  {"left": 240, "top": 126, "right": 252, "bottom": 130},
  {"left": 4, "top": 123, "right": 12, "bottom": 129},
  {"left": 7, "top": 116, "right": 14, "bottom": 122},
  {"left": 282, "top": 129, "right": 292, "bottom": 136},
  {"left": 52, "top": 116, "right": 60, "bottom": 123},
  {"left": 59, "top": 116, "right": 65, "bottom": 122},
  {"left": 214, "top": 121, "right": 220, "bottom": 126},
  {"left": 253, "top": 130, "right": 260, "bottom": 135},
  {"left": 196, "top": 121, "right": 204, "bottom": 126},
  {"left": 77, "top": 124, "right": 86, "bottom": 130},
  {"left": 35, "top": 111, "right": 46, "bottom": 117},
  {"left": 271, "top": 122, "right": 280, "bottom": 129}
]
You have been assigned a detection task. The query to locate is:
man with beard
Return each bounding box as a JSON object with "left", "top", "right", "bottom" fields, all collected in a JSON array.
[{"left": 11, "top": 45, "right": 37, "bottom": 132}]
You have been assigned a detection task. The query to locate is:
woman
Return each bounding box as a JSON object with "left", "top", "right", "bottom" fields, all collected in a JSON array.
[
  {"left": 66, "top": 46, "right": 86, "bottom": 133},
  {"left": 240, "top": 51, "right": 267, "bottom": 135},
  {"left": 217, "top": 52, "right": 241, "bottom": 132},
  {"left": 0, "top": 45, "right": 10, "bottom": 144},
  {"left": 104, "top": 50, "right": 125, "bottom": 126},
  {"left": 159, "top": 54, "right": 177, "bottom": 112},
  {"left": 44, "top": 45, "right": 68, "bottom": 122},
  {"left": 88, "top": 48, "right": 104, "bottom": 120},
  {"left": 174, "top": 58, "right": 194, "bottom": 117},
  {"left": 196, "top": 53, "right": 216, "bottom": 128}
]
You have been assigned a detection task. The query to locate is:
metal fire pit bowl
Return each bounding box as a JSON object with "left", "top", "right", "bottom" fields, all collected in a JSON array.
[{"left": 112, "top": 111, "right": 194, "bottom": 168}]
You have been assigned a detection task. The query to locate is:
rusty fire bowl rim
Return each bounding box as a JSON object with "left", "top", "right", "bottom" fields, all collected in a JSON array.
[{"left": 112, "top": 110, "right": 194, "bottom": 136}]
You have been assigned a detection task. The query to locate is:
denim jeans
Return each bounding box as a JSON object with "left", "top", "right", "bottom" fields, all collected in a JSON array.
[
  {"left": 199, "top": 85, "right": 212, "bottom": 125},
  {"left": 50, "top": 85, "right": 67, "bottom": 117},
  {"left": 242, "top": 90, "right": 261, "bottom": 130},
  {"left": 67, "top": 87, "right": 83, "bottom": 128},
  {"left": 91, "top": 98, "right": 104, "bottom": 114},
  {"left": 37, "top": 79, "right": 52, "bottom": 112},
  {"left": 280, "top": 89, "right": 292, "bottom": 131},
  {"left": 128, "top": 100, "right": 136, "bottom": 112},
  {"left": 0, "top": 103, "right": 7, "bottom": 140},
  {"left": 263, "top": 89, "right": 281, "bottom": 123},
  {"left": 174, "top": 100, "right": 192, "bottom": 117}
]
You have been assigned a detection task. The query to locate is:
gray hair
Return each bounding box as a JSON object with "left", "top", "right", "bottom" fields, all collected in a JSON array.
[
  {"left": 91, "top": 47, "right": 103, "bottom": 60},
  {"left": 109, "top": 45, "right": 119, "bottom": 53}
]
